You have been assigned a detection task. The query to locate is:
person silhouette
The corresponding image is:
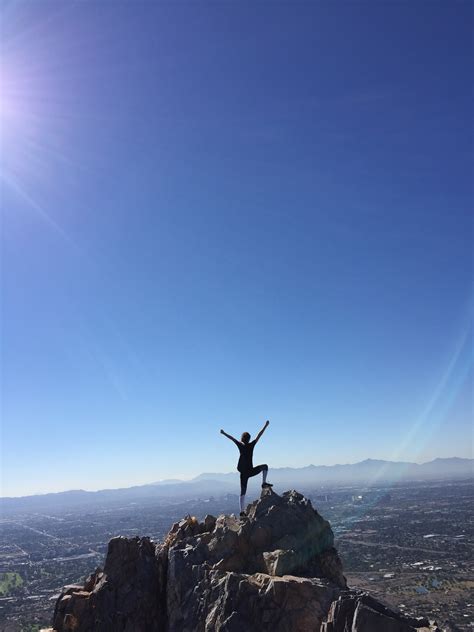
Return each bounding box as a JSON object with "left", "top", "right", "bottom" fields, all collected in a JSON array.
[{"left": 220, "top": 420, "right": 273, "bottom": 516}]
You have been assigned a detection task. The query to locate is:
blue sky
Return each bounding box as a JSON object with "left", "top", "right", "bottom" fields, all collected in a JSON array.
[{"left": 1, "top": 1, "right": 472, "bottom": 496}]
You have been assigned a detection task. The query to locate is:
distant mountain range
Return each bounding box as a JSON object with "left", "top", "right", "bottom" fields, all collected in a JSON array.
[
  {"left": 191, "top": 457, "right": 473, "bottom": 485},
  {"left": 1, "top": 457, "right": 472, "bottom": 515}
]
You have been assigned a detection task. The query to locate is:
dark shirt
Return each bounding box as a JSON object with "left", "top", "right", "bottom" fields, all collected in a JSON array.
[{"left": 237, "top": 440, "right": 256, "bottom": 473}]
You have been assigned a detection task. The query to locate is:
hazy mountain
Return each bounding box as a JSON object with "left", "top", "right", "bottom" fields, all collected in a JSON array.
[
  {"left": 0, "top": 480, "right": 234, "bottom": 515},
  {"left": 1, "top": 457, "right": 471, "bottom": 515},
  {"left": 193, "top": 457, "right": 473, "bottom": 485},
  {"left": 151, "top": 479, "right": 185, "bottom": 485}
]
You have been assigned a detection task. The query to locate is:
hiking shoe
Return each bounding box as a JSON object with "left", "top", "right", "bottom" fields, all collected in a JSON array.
[{"left": 261, "top": 482, "right": 273, "bottom": 489}]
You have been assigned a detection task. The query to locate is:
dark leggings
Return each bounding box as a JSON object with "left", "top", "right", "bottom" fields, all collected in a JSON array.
[{"left": 240, "top": 464, "right": 268, "bottom": 495}]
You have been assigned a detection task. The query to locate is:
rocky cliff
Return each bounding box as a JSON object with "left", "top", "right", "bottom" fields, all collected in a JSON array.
[{"left": 49, "top": 489, "right": 441, "bottom": 632}]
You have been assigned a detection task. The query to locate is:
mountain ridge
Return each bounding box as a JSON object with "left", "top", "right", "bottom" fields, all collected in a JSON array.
[
  {"left": 2, "top": 458, "right": 472, "bottom": 509},
  {"left": 191, "top": 456, "right": 472, "bottom": 482}
]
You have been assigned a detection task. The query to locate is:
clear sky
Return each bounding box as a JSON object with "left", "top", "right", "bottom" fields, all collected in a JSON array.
[{"left": 1, "top": 1, "right": 472, "bottom": 497}]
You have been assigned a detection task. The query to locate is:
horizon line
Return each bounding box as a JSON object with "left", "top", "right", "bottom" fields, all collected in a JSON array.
[{"left": 1, "top": 455, "right": 472, "bottom": 500}]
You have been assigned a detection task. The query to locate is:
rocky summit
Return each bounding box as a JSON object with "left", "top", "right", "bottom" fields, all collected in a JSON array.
[{"left": 49, "top": 489, "right": 441, "bottom": 632}]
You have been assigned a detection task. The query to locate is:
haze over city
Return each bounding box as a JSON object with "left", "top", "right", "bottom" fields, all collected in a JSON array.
[{"left": 1, "top": 1, "right": 472, "bottom": 497}]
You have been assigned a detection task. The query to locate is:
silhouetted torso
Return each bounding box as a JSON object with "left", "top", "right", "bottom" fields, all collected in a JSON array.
[{"left": 237, "top": 441, "right": 256, "bottom": 472}]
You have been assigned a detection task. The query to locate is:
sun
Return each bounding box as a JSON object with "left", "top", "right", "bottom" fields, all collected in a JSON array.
[{"left": 0, "top": 48, "right": 60, "bottom": 209}]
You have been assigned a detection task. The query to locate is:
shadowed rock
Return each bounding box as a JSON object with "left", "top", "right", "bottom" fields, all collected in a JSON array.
[{"left": 322, "top": 592, "right": 442, "bottom": 632}]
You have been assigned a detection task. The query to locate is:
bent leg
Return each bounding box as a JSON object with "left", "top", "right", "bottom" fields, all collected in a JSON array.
[
  {"left": 252, "top": 464, "right": 272, "bottom": 488},
  {"left": 248, "top": 464, "right": 266, "bottom": 479}
]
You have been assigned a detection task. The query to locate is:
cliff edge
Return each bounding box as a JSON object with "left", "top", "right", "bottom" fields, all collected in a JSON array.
[{"left": 49, "top": 489, "right": 441, "bottom": 631}]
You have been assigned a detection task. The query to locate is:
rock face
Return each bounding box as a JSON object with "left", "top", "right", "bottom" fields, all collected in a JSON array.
[
  {"left": 322, "top": 592, "right": 441, "bottom": 632},
  {"left": 51, "top": 489, "right": 440, "bottom": 632},
  {"left": 52, "top": 537, "right": 166, "bottom": 632}
]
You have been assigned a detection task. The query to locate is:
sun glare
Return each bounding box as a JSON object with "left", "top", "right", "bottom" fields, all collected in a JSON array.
[{"left": 0, "top": 50, "right": 60, "bottom": 210}]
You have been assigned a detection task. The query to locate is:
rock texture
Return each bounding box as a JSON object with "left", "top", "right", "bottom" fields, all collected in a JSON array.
[
  {"left": 50, "top": 489, "right": 441, "bottom": 632},
  {"left": 322, "top": 592, "right": 441, "bottom": 632}
]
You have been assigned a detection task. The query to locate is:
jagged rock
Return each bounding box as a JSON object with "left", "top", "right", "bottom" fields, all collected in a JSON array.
[
  {"left": 51, "top": 489, "right": 439, "bottom": 632},
  {"left": 185, "top": 571, "right": 338, "bottom": 632},
  {"left": 321, "top": 592, "right": 441, "bottom": 632},
  {"left": 53, "top": 536, "right": 166, "bottom": 632}
]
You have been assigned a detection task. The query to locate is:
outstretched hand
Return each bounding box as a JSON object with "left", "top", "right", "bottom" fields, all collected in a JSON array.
[
  {"left": 220, "top": 429, "right": 225, "bottom": 434},
  {"left": 265, "top": 420, "right": 270, "bottom": 427}
]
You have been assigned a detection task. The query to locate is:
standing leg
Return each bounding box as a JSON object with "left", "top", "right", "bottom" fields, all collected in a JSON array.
[{"left": 240, "top": 473, "right": 248, "bottom": 516}]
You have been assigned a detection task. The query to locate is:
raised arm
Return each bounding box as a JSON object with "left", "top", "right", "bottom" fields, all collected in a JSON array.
[
  {"left": 254, "top": 420, "right": 270, "bottom": 444},
  {"left": 220, "top": 429, "right": 240, "bottom": 446}
]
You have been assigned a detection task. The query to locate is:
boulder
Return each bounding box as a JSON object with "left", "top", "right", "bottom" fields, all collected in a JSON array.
[
  {"left": 186, "top": 571, "right": 338, "bottom": 632},
  {"left": 321, "top": 592, "right": 442, "bottom": 632}
]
